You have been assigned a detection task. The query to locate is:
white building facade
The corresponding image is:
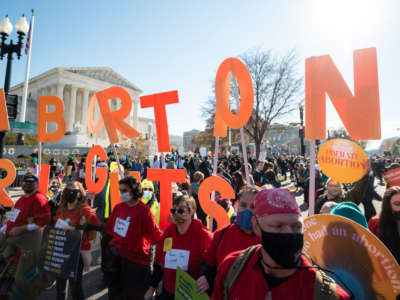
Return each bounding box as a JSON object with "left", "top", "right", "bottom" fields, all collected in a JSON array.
[{"left": 10, "top": 67, "right": 157, "bottom": 153}]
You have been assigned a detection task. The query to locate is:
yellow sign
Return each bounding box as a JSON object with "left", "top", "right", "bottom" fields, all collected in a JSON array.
[
  {"left": 163, "top": 237, "right": 173, "bottom": 252},
  {"left": 317, "top": 139, "right": 368, "bottom": 183},
  {"left": 304, "top": 214, "right": 400, "bottom": 299}
]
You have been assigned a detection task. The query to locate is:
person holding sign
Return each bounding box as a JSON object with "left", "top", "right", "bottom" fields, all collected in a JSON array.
[
  {"left": 105, "top": 176, "right": 162, "bottom": 300},
  {"left": 0, "top": 173, "right": 51, "bottom": 299},
  {"left": 145, "top": 194, "right": 212, "bottom": 300},
  {"left": 368, "top": 186, "right": 400, "bottom": 264},
  {"left": 197, "top": 185, "right": 261, "bottom": 295},
  {"left": 211, "top": 189, "right": 351, "bottom": 300},
  {"left": 53, "top": 181, "right": 100, "bottom": 300}
]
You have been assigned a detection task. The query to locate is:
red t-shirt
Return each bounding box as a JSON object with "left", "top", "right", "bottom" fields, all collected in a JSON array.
[
  {"left": 203, "top": 223, "right": 260, "bottom": 267},
  {"left": 368, "top": 216, "right": 380, "bottom": 236},
  {"left": 105, "top": 201, "right": 162, "bottom": 265},
  {"left": 211, "top": 246, "right": 351, "bottom": 300},
  {"left": 6, "top": 191, "right": 50, "bottom": 236},
  {"left": 53, "top": 205, "right": 100, "bottom": 250},
  {"left": 155, "top": 219, "right": 213, "bottom": 294}
]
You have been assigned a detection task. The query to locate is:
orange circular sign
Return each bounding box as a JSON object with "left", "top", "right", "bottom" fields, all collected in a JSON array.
[{"left": 317, "top": 139, "right": 367, "bottom": 183}]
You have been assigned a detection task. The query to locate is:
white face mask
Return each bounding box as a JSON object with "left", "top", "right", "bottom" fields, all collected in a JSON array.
[
  {"left": 143, "top": 190, "right": 153, "bottom": 200},
  {"left": 121, "top": 192, "right": 131, "bottom": 202}
]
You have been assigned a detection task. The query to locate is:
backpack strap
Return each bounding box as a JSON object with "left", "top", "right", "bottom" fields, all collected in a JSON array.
[
  {"left": 222, "top": 245, "right": 258, "bottom": 300},
  {"left": 313, "top": 269, "right": 337, "bottom": 300}
]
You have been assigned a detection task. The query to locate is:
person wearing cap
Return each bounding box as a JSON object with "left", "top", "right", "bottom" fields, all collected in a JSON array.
[
  {"left": 211, "top": 188, "right": 351, "bottom": 300},
  {"left": 197, "top": 185, "right": 261, "bottom": 296},
  {"left": 140, "top": 179, "right": 160, "bottom": 224},
  {"left": 330, "top": 201, "right": 369, "bottom": 229},
  {"left": 0, "top": 173, "right": 51, "bottom": 299}
]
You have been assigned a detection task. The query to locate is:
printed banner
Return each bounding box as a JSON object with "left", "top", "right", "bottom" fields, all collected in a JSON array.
[
  {"left": 38, "top": 227, "right": 82, "bottom": 279},
  {"left": 383, "top": 167, "right": 400, "bottom": 187},
  {"left": 303, "top": 214, "right": 400, "bottom": 300}
]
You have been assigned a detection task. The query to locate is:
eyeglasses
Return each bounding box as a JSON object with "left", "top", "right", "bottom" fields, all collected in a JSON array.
[
  {"left": 143, "top": 188, "right": 152, "bottom": 191},
  {"left": 170, "top": 208, "right": 186, "bottom": 215}
]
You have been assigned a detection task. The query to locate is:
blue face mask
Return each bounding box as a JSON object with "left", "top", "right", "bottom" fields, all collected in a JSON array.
[{"left": 236, "top": 209, "right": 254, "bottom": 230}]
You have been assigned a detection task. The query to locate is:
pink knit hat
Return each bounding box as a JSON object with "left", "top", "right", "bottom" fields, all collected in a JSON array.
[{"left": 254, "top": 189, "right": 300, "bottom": 217}]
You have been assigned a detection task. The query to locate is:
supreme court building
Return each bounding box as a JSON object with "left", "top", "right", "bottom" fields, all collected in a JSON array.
[{"left": 10, "top": 67, "right": 157, "bottom": 154}]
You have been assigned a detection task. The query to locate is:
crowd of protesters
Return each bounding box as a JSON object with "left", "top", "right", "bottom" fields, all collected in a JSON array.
[{"left": 1, "top": 148, "right": 399, "bottom": 299}]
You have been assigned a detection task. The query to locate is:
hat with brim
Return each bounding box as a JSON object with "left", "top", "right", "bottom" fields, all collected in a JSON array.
[{"left": 23, "top": 173, "right": 38, "bottom": 182}]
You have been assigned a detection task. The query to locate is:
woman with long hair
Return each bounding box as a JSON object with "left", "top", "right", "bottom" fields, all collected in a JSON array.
[
  {"left": 54, "top": 181, "right": 100, "bottom": 300},
  {"left": 232, "top": 170, "right": 246, "bottom": 200},
  {"left": 368, "top": 186, "right": 400, "bottom": 264}
]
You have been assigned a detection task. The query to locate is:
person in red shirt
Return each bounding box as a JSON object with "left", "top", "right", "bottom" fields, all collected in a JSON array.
[
  {"left": 211, "top": 188, "right": 352, "bottom": 300},
  {"left": 105, "top": 176, "right": 162, "bottom": 300},
  {"left": 0, "top": 173, "right": 51, "bottom": 299},
  {"left": 145, "top": 194, "right": 212, "bottom": 300},
  {"left": 368, "top": 186, "right": 400, "bottom": 264},
  {"left": 196, "top": 185, "right": 261, "bottom": 295},
  {"left": 53, "top": 181, "right": 100, "bottom": 300}
]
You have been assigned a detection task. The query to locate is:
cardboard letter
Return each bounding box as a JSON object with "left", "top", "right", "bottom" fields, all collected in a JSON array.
[
  {"left": 37, "top": 96, "right": 66, "bottom": 142},
  {"left": 39, "top": 164, "right": 50, "bottom": 195},
  {"left": 128, "top": 171, "right": 141, "bottom": 183},
  {"left": 198, "top": 176, "right": 234, "bottom": 231},
  {"left": 0, "top": 89, "right": 9, "bottom": 131},
  {"left": 140, "top": 91, "right": 179, "bottom": 152},
  {"left": 0, "top": 159, "right": 16, "bottom": 207},
  {"left": 87, "top": 93, "right": 104, "bottom": 134},
  {"left": 96, "top": 86, "right": 140, "bottom": 143},
  {"left": 109, "top": 172, "right": 121, "bottom": 212},
  {"left": 305, "top": 47, "right": 381, "bottom": 140},
  {"left": 147, "top": 168, "right": 186, "bottom": 230},
  {"left": 85, "top": 145, "right": 108, "bottom": 194},
  {"left": 214, "top": 58, "right": 254, "bottom": 137}
]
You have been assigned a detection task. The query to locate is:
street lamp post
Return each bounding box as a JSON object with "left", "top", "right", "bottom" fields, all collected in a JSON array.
[
  {"left": 299, "top": 102, "right": 305, "bottom": 156},
  {"left": 0, "top": 14, "right": 29, "bottom": 158}
]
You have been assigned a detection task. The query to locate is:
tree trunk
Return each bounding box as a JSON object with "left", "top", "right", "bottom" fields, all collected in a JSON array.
[{"left": 255, "top": 139, "right": 261, "bottom": 161}]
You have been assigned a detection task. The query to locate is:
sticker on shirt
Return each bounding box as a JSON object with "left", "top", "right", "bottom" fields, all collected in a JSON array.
[
  {"left": 164, "top": 249, "right": 190, "bottom": 271},
  {"left": 163, "top": 237, "right": 173, "bottom": 252},
  {"left": 9, "top": 209, "right": 21, "bottom": 222},
  {"left": 114, "top": 217, "right": 130, "bottom": 238}
]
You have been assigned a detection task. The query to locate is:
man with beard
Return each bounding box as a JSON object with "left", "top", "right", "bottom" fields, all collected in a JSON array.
[
  {"left": 211, "top": 188, "right": 351, "bottom": 300},
  {"left": 0, "top": 173, "right": 51, "bottom": 299}
]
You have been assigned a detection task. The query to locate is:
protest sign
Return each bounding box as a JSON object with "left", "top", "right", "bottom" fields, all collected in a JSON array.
[
  {"left": 303, "top": 214, "right": 400, "bottom": 299},
  {"left": 305, "top": 47, "right": 380, "bottom": 140},
  {"left": 38, "top": 227, "right": 82, "bottom": 279},
  {"left": 0, "top": 158, "right": 15, "bottom": 207},
  {"left": 175, "top": 267, "right": 210, "bottom": 300},
  {"left": 383, "top": 167, "right": 400, "bottom": 187},
  {"left": 317, "top": 139, "right": 368, "bottom": 183}
]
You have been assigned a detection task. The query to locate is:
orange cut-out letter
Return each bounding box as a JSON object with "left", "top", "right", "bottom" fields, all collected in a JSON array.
[
  {"left": 147, "top": 168, "right": 186, "bottom": 230},
  {"left": 96, "top": 86, "right": 140, "bottom": 143},
  {"left": 85, "top": 145, "right": 108, "bottom": 194},
  {"left": 109, "top": 172, "right": 122, "bottom": 212},
  {"left": 198, "top": 176, "right": 234, "bottom": 231},
  {"left": 305, "top": 47, "right": 381, "bottom": 140},
  {"left": 0, "top": 159, "right": 16, "bottom": 207},
  {"left": 87, "top": 93, "right": 104, "bottom": 134},
  {"left": 0, "top": 89, "right": 9, "bottom": 131},
  {"left": 128, "top": 171, "right": 141, "bottom": 183},
  {"left": 214, "top": 58, "right": 254, "bottom": 137},
  {"left": 38, "top": 164, "right": 50, "bottom": 195},
  {"left": 37, "top": 96, "right": 66, "bottom": 142},
  {"left": 140, "top": 91, "right": 179, "bottom": 152}
]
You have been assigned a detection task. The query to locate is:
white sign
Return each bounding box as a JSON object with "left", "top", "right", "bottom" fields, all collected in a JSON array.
[
  {"left": 114, "top": 217, "right": 130, "bottom": 238},
  {"left": 164, "top": 249, "right": 190, "bottom": 271},
  {"left": 199, "top": 147, "right": 207, "bottom": 157},
  {"left": 9, "top": 208, "right": 21, "bottom": 223}
]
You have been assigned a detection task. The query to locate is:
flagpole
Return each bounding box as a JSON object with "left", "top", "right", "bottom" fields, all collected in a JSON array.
[{"left": 20, "top": 9, "right": 35, "bottom": 124}]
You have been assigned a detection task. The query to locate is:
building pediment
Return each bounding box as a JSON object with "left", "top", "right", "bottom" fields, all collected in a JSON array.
[{"left": 63, "top": 67, "right": 142, "bottom": 93}]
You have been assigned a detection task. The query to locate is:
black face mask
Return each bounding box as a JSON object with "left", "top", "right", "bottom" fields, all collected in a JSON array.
[
  {"left": 259, "top": 227, "right": 303, "bottom": 269},
  {"left": 393, "top": 211, "right": 400, "bottom": 220},
  {"left": 65, "top": 189, "right": 80, "bottom": 204}
]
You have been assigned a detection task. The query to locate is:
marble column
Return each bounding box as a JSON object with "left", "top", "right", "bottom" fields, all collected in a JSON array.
[
  {"left": 81, "top": 88, "right": 89, "bottom": 134},
  {"left": 67, "top": 86, "right": 77, "bottom": 132}
]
